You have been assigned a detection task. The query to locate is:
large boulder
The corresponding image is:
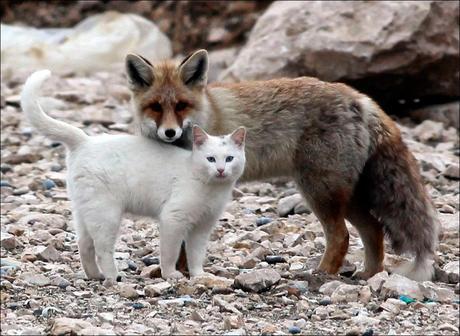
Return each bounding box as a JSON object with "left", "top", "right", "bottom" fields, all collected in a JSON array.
[{"left": 222, "top": 1, "right": 459, "bottom": 108}]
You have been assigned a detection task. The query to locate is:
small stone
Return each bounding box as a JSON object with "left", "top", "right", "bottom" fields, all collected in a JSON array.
[
  {"left": 362, "top": 329, "right": 374, "bottom": 336},
  {"left": 42, "top": 179, "right": 56, "bottom": 190},
  {"left": 287, "top": 281, "right": 309, "bottom": 297},
  {"left": 36, "top": 245, "right": 61, "bottom": 262},
  {"left": 18, "top": 213, "right": 67, "bottom": 230},
  {"left": 319, "top": 298, "right": 332, "bottom": 306},
  {"left": 442, "top": 260, "right": 460, "bottom": 283},
  {"left": 6, "top": 225, "right": 25, "bottom": 236},
  {"left": 50, "top": 318, "right": 93, "bottom": 335},
  {"left": 0, "top": 180, "right": 12, "bottom": 187},
  {"left": 12, "top": 186, "right": 29, "bottom": 195},
  {"left": 145, "top": 282, "right": 172, "bottom": 297},
  {"left": 256, "top": 217, "right": 272, "bottom": 226},
  {"left": 118, "top": 284, "right": 139, "bottom": 299},
  {"left": 331, "top": 284, "right": 360, "bottom": 303},
  {"left": 191, "top": 274, "right": 234, "bottom": 290},
  {"left": 50, "top": 276, "right": 71, "bottom": 288},
  {"left": 141, "top": 256, "right": 159, "bottom": 266},
  {"left": 367, "top": 271, "right": 389, "bottom": 292},
  {"left": 278, "top": 194, "right": 304, "bottom": 217},
  {"left": 443, "top": 164, "right": 459, "bottom": 180},
  {"left": 319, "top": 280, "right": 344, "bottom": 296},
  {"left": 439, "top": 323, "right": 459, "bottom": 333},
  {"left": 234, "top": 269, "right": 281, "bottom": 293},
  {"left": 190, "top": 310, "right": 205, "bottom": 322},
  {"left": 265, "top": 255, "right": 286, "bottom": 264},
  {"left": 140, "top": 265, "right": 161, "bottom": 278},
  {"left": 1, "top": 233, "right": 21, "bottom": 250},
  {"left": 288, "top": 326, "right": 301, "bottom": 334},
  {"left": 127, "top": 260, "right": 137, "bottom": 271},
  {"left": 223, "top": 315, "right": 244, "bottom": 330},
  {"left": 20, "top": 273, "right": 51, "bottom": 286},
  {"left": 213, "top": 296, "right": 242, "bottom": 315},
  {"left": 132, "top": 302, "right": 144, "bottom": 309},
  {"left": 381, "top": 273, "right": 424, "bottom": 300}
]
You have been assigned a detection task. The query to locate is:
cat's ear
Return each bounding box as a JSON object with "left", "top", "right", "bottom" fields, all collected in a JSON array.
[
  {"left": 230, "top": 127, "right": 246, "bottom": 148},
  {"left": 192, "top": 125, "right": 209, "bottom": 147},
  {"left": 179, "top": 49, "right": 209, "bottom": 89},
  {"left": 125, "top": 54, "right": 153, "bottom": 90}
]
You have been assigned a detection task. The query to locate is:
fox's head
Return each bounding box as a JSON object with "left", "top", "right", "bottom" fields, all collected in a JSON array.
[{"left": 125, "top": 50, "right": 209, "bottom": 144}]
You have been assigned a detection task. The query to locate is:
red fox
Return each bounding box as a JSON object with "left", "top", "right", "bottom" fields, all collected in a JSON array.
[{"left": 125, "top": 50, "right": 440, "bottom": 281}]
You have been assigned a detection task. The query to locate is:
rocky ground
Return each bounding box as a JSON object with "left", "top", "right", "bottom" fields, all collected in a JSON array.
[{"left": 1, "top": 69, "right": 459, "bottom": 336}]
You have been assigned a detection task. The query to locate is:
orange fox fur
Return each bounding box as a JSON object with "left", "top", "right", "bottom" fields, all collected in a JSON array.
[{"left": 125, "top": 50, "right": 440, "bottom": 281}]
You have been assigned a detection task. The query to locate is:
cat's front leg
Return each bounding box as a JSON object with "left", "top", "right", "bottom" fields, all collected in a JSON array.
[
  {"left": 158, "top": 216, "right": 187, "bottom": 280},
  {"left": 185, "top": 221, "right": 215, "bottom": 277}
]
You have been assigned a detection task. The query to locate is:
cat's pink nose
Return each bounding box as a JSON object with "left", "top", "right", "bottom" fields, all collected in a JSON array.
[{"left": 217, "top": 168, "right": 225, "bottom": 175}]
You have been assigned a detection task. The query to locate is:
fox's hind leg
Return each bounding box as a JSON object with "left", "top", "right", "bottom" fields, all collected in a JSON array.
[
  {"left": 346, "top": 206, "right": 385, "bottom": 279},
  {"left": 295, "top": 173, "right": 351, "bottom": 274},
  {"left": 314, "top": 208, "right": 350, "bottom": 274}
]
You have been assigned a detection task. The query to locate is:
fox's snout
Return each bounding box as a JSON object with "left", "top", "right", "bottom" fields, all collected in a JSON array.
[{"left": 157, "top": 125, "right": 183, "bottom": 142}]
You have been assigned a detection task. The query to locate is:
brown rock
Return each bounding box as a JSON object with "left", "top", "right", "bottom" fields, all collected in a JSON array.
[{"left": 223, "top": 1, "right": 459, "bottom": 104}]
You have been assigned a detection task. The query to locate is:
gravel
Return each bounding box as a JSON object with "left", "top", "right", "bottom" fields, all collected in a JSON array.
[{"left": 0, "top": 70, "right": 458, "bottom": 335}]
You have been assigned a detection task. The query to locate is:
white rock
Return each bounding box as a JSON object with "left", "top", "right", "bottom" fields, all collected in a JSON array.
[
  {"left": 380, "top": 273, "right": 424, "bottom": 300},
  {"left": 367, "top": 271, "right": 389, "bottom": 292}
]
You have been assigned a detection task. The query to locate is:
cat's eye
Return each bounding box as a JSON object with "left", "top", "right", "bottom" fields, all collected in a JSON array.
[
  {"left": 207, "top": 157, "right": 216, "bottom": 163},
  {"left": 226, "top": 156, "right": 234, "bottom": 162},
  {"left": 176, "top": 101, "right": 188, "bottom": 112},
  {"left": 150, "top": 102, "right": 163, "bottom": 112}
]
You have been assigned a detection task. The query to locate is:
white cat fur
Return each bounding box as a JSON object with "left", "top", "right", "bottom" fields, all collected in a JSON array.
[{"left": 21, "top": 70, "right": 246, "bottom": 283}]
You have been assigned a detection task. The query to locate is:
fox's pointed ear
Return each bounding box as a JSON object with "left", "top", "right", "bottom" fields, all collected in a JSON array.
[
  {"left": 125, "top": 54, "right": 153, "bottom": 90},
  {"left": 230, "top": 127, "right": 246, "bottom": 148},
  {"left": 179, "top": 49, "right": 209, "bottom": 89},
  {"left": 192, "top": 125, "right": 209, "bottom": 147}
]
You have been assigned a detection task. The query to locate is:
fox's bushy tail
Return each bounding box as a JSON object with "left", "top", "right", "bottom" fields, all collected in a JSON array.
[
  {"left": 360, "top": 98, "right": 440, "bottom": 281},
  {"left": 21, "top": 70, "right": 88, "bottom": 150}
]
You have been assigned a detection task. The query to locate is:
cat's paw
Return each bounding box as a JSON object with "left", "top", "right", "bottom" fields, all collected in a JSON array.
[
  {"left": 162, "top": 270, "right": 185, "bottom": 280},
  {"left": 190, "top": 271, "right": 214, "bottom": 279},
  {"left": 102, "top": 278, "right": 117, "bottom": 288}
]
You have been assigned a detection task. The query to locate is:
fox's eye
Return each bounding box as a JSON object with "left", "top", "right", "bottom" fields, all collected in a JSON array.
[
  {"left": 150, "top": 102, "right": 163, "bottom": 112},
  {"left": 226, "top": 156, "right": 234, "bottom": 162},
  {"left": 176, "top": 101, "right": 188, "bottom": 112},
  {"left": 207, "top": 157, "right": 216, "bottom": 163}
]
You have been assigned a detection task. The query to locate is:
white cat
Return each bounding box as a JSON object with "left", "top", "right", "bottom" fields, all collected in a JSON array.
[{"left": 21, "top": 70, "right": 246, "bottom": 284}]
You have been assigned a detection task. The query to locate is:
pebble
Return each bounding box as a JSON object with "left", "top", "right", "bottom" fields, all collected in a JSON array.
[
  {"left": 1, "top": 69, "right": 459, "bottom": 335},
  {"left": 265, "top": 255, "right": 286, "bottom": 264},
  {"left": 19, "top": 273, "right": 51, "bottom": 287},
  {"left": 1, "top": 180, "right": 12, "bottom": 187},
  {"left": 118, "top": 284, "right": 139, "bottom": 299},
  {"left": 141, "top": 256, "right": 159, "bottom": 266},
  {"left": 380, "top": 273, "right": 424, "bottom": 300},
  {"left": 145, "top": 282, "right": 172, "bottom": 297},
  {"left": 288, "top": 326, "right": 301, "bottom": 334},
  {"left": 42, "top": 179, "right": 56, "bottom": 190},
  {"left": 256, "top": 217, "right": 272, "bottom": 226},
  {"left": 234, "top": 269, "right": 281, "bottom": 293}
]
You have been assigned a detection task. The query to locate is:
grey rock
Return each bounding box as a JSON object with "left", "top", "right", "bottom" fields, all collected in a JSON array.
[
  {"left": 20, "top": 272, "right": 51, "bottom": 287},
  {"left": 234, "top": 269, "right": 281, "bottom": 292},
  {"left": 278, "top": 194, "right": 308, "bottom": 217},
  {"left": 144, "top": 282, "right": 172, "bottom": 297},
  {"left": 223, "top": 1, "right": 459, "bottom": 101}
]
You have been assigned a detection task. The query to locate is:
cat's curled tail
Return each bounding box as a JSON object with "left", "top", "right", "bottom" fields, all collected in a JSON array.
[{"left": 21, "top": 70, "right": 88, "bottom": 150}]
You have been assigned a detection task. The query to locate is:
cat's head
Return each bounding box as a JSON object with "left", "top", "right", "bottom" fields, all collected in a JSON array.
[{"left": 191, "top": 126, "right": 246, "bottom": 184}]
